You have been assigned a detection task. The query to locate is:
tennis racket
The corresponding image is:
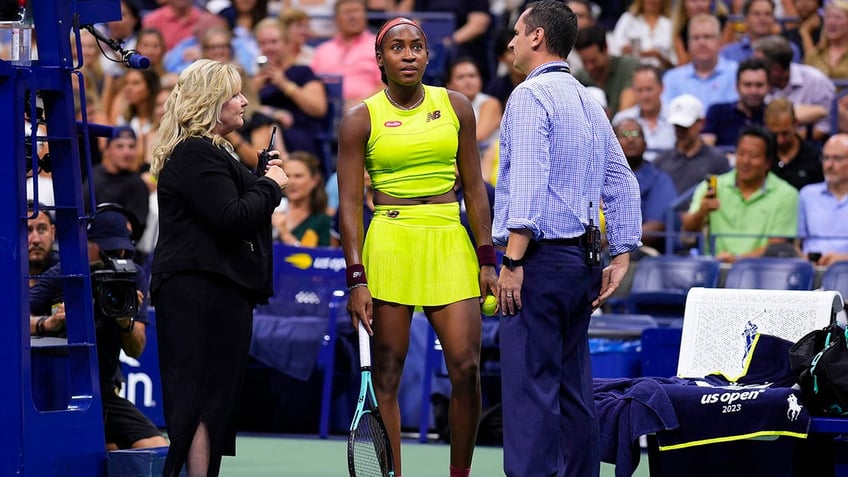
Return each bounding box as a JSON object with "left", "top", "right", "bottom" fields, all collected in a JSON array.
[{"left": 347, "top": 322, "right": 395, "bottom": 477}]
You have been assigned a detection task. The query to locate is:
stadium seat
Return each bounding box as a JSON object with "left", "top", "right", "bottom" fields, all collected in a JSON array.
[
  {"left": 821, "top": 261, "right": 848, "bottom": 301},
  {"left": 316, "top": 74, "right": 344, "bottom": 179},
  {"left": 723, "top": 257, "right": 815, "bottom": 290},
  {"left": 251, "top": 244, "right": 351, "bottom": 438},
  {"left": 617, "top": 255, "right": 721, "bottom": 319}
]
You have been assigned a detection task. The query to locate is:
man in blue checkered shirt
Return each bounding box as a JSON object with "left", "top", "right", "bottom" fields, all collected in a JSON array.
[{"left": 492, "top": 2, "right": 642, "bottom": 475}]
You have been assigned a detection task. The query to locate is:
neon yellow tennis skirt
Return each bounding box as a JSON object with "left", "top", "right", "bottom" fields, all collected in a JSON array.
[{"left": 363, "top": 202, "right": 480, "bottom": 306}]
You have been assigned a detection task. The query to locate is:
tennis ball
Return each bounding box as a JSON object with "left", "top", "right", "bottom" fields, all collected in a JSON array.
[{"left": 481, "top": 294, "right": 497, "bottom": 316}]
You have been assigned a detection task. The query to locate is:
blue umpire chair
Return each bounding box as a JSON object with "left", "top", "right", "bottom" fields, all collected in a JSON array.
[{"left": 2, "top": 1, "right": 129, "bottom": 475}]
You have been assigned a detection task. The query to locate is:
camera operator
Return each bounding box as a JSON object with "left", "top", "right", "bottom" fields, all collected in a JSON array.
[{"left": 29, "top": 209, "right": 168, "bottom": 450}]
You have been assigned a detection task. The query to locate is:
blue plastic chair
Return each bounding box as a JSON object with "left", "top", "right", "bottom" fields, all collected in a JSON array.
[
  {"left": 316, "top": 74, "right": 344, "bottom": 178},
  {"left": 821, "top": 261, "right": 848, "bottom": 301},
  {"left": 622, "top": 256, "right": 721, "bottom": 318},
  {"left": 723, "top": 257, "right": 814, "bottom": 290},
  {"left": 251, "top": 244, "right": 349, "bottom": 438}
]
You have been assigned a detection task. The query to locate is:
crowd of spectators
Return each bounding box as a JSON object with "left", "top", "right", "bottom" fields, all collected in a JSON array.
[{"left": 16, "top": 0, "right": 848, "bottom": 267}]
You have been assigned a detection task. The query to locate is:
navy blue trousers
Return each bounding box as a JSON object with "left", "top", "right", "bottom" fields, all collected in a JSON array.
[{"left": 500, "top": 243, "right": 602, "bottom": 477}]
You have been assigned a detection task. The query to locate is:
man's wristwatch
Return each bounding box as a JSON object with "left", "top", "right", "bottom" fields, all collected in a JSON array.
[{"left": 502, "top": 255, "right": 524, "bottom": 269}]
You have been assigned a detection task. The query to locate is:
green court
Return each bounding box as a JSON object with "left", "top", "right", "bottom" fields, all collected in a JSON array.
[{"left": 219, "top": 434, "right": 651, "bottom": 476}]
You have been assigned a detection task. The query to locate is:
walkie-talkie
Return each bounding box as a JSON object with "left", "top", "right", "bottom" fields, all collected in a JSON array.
[
  {"left": 256, "top": 126, "right": 277, "bottom": 177},
  {"left": 585, "top": 202, "right": 602, "bottom": 267}
]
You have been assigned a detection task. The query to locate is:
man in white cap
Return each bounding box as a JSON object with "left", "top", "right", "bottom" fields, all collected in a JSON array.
[{"left": 654, "top": 93, "right": 731, "bottom": 196}]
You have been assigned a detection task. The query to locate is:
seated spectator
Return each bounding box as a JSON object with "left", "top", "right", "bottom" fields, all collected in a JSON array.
[
  {"left": 26, "top": 204, "right": 58, "bottom": 288},
  {"left": 285, "top": 0, "right": 337, "bottom": 39},
  {"left": 682, "top": 124, "right": 798, "bottom": 262},
  {"left": 671, "top": 0, "right": 734, "bottom": 65},
  {"left": 797, "top": 134, "right": 848, "bottom": 265},
  {"left": 280, "top": 7, "right": 316, "bottom": 66},
  {"left": 310, "top": 0, "right": 383, "bottom": 109},
  {"left": 272, "top": 151, "right": 332, "bottom": 247},
  {"left": 782, "top": 0, "right": 822, "bottom": 56},
  {"left": 608, "top": 0, "right": 676, "bottom": 69},
  {"left": 142, "top": 0, "right": 221, "bottom": 51},
  {"left": 218, "top": 0, "right": 269, "bottom": 65},
  {"left": 753, "top": 34, "right": 835, "bottom": 141},
  {"left": 662, "top": 14, "right": 739, "bottom": 111},
  {"left": 164, "top": 17, "right": 260, "bottom": 76},
  {"left": 111, "top": 68, "right": 161, "bottom": 171},
  {"left": 565, "top": 0, "right": 601, "bottom": 70},
  {"left": 655, "top": 93, "right": 731, "bottom": 195},
  {"left": 612, "top": 64, "right": 675, "bottom": 161},
  {"left": 132, "top": 28, "right": 176, "bottom": 88},
  {"left": 765, "top": 98, "right": 824, "bottom": 190},
  {"left": 722, "top": 0, "right": 802, "bottom": 63},
  {"left": 445, "top": 57, "right": 502, "bottom": 155},
  {"left": 396, "top": 0, "right": 493, "bottom": 83},
  {"left": 253, "top": 17, "right": 328, "bottom": 158},
  {"left": 483, "top": 27, "right": 527, "bottom": 109},
  {"left": 702, "top": 57, "right": 770, "bottom": 146},
  {"left": 99, "top": 0, "right": 142, "bottom": 80},
  {"left": 87, "top": 127, "right": 150, "bottom": 233},
  {"left": 615, "top": 118, "right": 678, "bottom": 249},
  {"left": 804, "top": 0, "right": 848, "bottom": 81},
  {"left": 574, "top": 24, "right": 639, "bottom": 116}
]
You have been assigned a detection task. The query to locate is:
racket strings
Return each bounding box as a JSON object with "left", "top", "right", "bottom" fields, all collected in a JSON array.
[{"left": 351, "top": 414, "right": 390, "bottom": 476}]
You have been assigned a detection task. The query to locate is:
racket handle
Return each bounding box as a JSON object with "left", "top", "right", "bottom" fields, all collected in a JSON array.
[{"left": 358, "top": 321, "right": 371, "bottom": 368}]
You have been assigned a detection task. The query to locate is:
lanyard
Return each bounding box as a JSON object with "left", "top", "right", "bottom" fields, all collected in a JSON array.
[{"left": 536, "top": 64, "right": 570, "bottom": 76}]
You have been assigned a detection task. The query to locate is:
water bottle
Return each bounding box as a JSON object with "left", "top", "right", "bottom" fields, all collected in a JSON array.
[{"left": 10, "top": 0, "right": 32, "bottom": 66}]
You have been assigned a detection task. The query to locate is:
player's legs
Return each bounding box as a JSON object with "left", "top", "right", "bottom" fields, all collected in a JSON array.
[
  {"left": 426, "top": 298, "right": 482, "bottom": 471},
  {"left": 371, "top": 300, "right": 413, "bottom": 475}
]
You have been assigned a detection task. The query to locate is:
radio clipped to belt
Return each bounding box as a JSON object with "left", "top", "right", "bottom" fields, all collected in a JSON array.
[{"left": 585, "top": 202, "right": 602, "bottom": 267}]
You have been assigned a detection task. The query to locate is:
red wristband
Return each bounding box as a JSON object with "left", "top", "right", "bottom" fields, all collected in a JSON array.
[
  {"left": 346, "top": 264, "right": 367, "bottom": 288},
  {"left": 476, "top": 244, "right": 497, "bottom": 267}
]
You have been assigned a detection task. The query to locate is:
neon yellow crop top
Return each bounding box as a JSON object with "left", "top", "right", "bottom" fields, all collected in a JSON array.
[{"left": 363, "top": 85, "right": 459, "bottom": 198}]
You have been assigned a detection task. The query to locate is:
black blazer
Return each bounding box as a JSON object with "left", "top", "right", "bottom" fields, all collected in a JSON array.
[{"left": 152, "top": 136, "right": 283, "bottom": 303}]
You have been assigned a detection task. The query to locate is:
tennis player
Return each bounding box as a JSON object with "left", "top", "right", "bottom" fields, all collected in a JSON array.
[{"left": 337, "top": 17, "right": 498, "bottom": 477}]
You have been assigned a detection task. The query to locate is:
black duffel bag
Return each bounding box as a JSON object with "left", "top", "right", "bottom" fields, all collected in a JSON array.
[{"left": 789, "top": 324, "right": 848, "bottom": 415}]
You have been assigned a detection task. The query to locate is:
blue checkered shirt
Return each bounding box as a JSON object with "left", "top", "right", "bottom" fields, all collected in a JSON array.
[{"left": 492, "top": 61, "right": 642, "bottom": 257}]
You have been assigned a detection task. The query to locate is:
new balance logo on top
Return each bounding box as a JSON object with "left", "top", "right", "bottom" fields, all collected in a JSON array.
[{"left": 426, "top": 110, "right": 441, "bottom": 122}]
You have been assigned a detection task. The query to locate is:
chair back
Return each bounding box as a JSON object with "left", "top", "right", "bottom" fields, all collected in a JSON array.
[
  {"left": 624, "top": 256, "right": 720, "bottom": 317},
  {"left": 631, "top": 256, "right": 720, "bottom": 293},
  {"left": 316, "top": 74, "right": 344, "bottom": 178},
  {"left": 723, "top": 257, "right": 814, "bottom": 290},
  {"left": 820, "top": 261, "right": 848, "bottom": 302}
]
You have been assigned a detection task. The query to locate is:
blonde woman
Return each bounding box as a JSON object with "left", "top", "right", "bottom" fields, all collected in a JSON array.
[
  {"left": 609, "top": 0, "right": 676, "bottom": 68},
  {"left": 253, "top": 17, "right": 327, "bottom": 157},
  {"left": 149, "top": 59, "right": 288, "bottom": 477},
  {"left": 804, "top": 0, "right": 848, "bottom": 80},
  {"left": 671, "top": 0, "right": 734, "bottom": 64}
]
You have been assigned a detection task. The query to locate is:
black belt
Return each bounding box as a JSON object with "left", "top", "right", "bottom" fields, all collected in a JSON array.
[{"left": 539, "top": 235, "right": 585, "bottom": 246}]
